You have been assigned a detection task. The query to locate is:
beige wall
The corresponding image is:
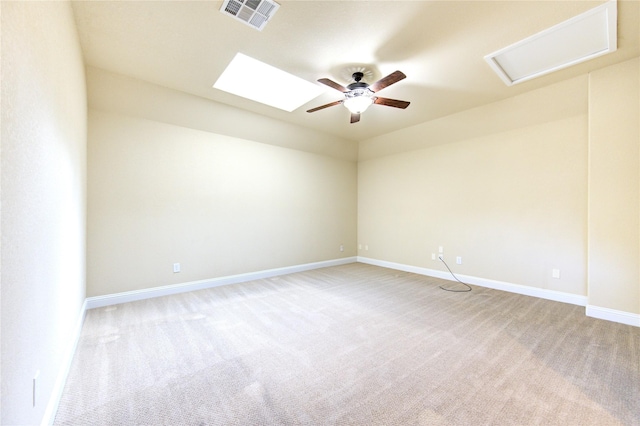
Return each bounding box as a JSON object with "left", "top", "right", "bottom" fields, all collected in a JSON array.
[
  {"left": 1, "top": 1, "right": 87, "bottom": 424},
  {"left": 358, "top": 77, "right": 588, "bottom": 296},
  {"left": 588, "top": 58, "right": 640, "bottom": 315},
  {"left": 359, "top": 76, "right": 588, "bottom": 161},
  {"left": 86, "top": 72, "right": 358, "bottom": 297},
  {"left": 358, "top": 60, "right": 640, "bottom": 318},
  {"left": 87, "top": 67, "right": 359, "bottom": 162}
]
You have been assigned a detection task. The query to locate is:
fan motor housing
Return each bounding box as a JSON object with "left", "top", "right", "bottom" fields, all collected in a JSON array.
[{"left": 347, "top": 81, "right": 369, "bottom": 90}]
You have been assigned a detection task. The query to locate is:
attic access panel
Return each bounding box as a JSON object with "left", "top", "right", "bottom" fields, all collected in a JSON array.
[
  {"left": 220, "top": 0, "right": 280, "bottom": 31},
  {"left": 485, "top": 0, "right": 617, "bottom": 85}
]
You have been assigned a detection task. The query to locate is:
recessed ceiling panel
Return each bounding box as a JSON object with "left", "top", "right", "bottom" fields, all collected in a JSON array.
[{"left": 485, "top": 0, "right": 617, "bottom": 85}]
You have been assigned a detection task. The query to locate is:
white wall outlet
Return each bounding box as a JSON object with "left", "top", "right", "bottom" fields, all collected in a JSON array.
[
  {"left": 33, "top": 370, "right": 40, "bottom": 407},
  {"left": 365, "top": 245, "right": 369, "bottom": 251},
  {"left": 438, "top": 246, "right": 444, "bottom": 253},
  {"left": 438, "top": 254, "right": 444, "bottom": 260},
  {"left": 552, "top": 268, "right": 560, "bottom": 279},
  {"left": 173, "top": 263, "right": 181, "bottom": 273},
  {"left": 358, "top": 244, "right": 362, "bottom": 250},
  {"left": 456, "top": 256, "right": 462, "bottom": 265},
  {"left": 339, "top": 244, "right": 344, "bottom": 252},
  {"left": 431, "top": 253, "right": 436, "bottom": 260}
]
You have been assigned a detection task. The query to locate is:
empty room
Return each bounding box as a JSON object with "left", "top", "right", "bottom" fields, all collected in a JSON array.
[{"left": 2, "top": 0, "right": 639, "bottom": 424}]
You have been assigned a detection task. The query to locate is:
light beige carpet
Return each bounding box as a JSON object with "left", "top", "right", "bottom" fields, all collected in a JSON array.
[{"left": 55, "top": 263, "right": 639, "bottom": 425}]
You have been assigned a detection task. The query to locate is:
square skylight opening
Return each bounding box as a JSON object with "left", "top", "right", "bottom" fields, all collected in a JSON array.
[
  {"left": 485, "top": 0, "right": 617, "bottom": 86},
  {"left": 213, "top": 53, "right": 324, "bottom": 112}
]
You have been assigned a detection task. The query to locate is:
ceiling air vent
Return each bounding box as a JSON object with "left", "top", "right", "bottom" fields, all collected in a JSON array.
[{"left": 220, "top": 0, "right": 280, "bottom": 31}]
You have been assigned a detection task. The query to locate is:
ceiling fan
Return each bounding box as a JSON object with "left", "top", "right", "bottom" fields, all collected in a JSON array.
[{"left": 307, "top": 70, "right": 410, "bottom": 124}]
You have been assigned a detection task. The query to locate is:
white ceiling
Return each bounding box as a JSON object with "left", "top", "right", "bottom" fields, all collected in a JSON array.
[{"left": 71, "top": 0, "right": 639, "bottom": 142}]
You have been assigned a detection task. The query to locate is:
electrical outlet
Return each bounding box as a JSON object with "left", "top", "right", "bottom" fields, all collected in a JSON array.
[
  {"left": 552, "top": 269, "right": 560, "bottom": 279},
  {"left": 438, "top": 254, "right": 444, "bottom": 261},
  {"left": 431, "top": 253, "right": 436, "bottom": 260},
  {"left": 456, "top": 256, "right": 462, "bottom": 265},
  {"left": 365, "top": 245, "right": 369, "bottom": 251},
  {"left": 173, "top": 263, "right": 181, "bottom": 273},
  {"left": 438, "top": 246, "right": 444, "bottom": 253},
  {"left": 339, "top": 244, "right": 344, "bottom": 252}
]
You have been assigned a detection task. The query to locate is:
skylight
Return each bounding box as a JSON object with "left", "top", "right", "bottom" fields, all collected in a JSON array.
[{"left": 213, "top": 53, "right": 324, "bottom": 112}]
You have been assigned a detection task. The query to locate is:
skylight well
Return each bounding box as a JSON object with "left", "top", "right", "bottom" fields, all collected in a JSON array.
[{"left": 213, "top": 53, "right": 324, "bottom": 112}]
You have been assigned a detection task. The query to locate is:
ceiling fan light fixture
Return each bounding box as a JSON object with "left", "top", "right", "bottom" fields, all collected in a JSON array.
[
  {"left": 343, "top": 89, "right": 375, "bottom": 114},
  {"left": 307, "top": 70, "right": 409, "bottom": 123}
]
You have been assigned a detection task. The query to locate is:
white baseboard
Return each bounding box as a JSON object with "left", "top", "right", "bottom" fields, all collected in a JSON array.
[
  {"left": 357, "top": 256, "right": 589, "bottom": 307},
  {"left": 44, "top": 257, "right": 357, "bottom": 424},
  {"left": 586, "top": 305, "right": 640, "bottom": 327},
  {"left": 358, "top": 257, "right": 640, "bottom": 328},
  {"left": 42, "top": 299, "right": 88, "bottom": 426},
  {"left": 86, "top": 257, "right": 358, "bottom": 309},
  {"left": 40, "top": 256, "right": 638, "bottom": 424}
]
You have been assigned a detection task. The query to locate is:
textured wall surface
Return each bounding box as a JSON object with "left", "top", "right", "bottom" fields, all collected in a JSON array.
[
  {"left": 1, "top": 1, "right": 87, "bottom": 424},
  {"left": 588, "top": 58, "right": 640, "bottom": 315}
]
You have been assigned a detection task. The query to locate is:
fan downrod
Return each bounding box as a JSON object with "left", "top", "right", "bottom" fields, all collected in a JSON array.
[{"left": 348, "top": 72, "right": 369, "bottom": 90}]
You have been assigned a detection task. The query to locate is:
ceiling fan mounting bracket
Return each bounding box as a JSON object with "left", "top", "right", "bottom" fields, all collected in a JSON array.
[{"left": 334, "top": 64, "right": 379, "bottom": 86}]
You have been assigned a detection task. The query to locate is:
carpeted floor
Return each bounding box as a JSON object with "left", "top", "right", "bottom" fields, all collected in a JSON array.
[{"left": 54, "top": 263, "right": 640, "bottom": 425}]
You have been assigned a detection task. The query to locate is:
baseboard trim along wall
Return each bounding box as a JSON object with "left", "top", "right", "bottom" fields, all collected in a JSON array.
[
  {"left": 85, "top": 257, "right": 358, "bottom": 310},
  {"left": 357, "top": 256, "right": 589, "bottom": 306},
  {"left": 46, "top": 257, "right": 356, "bottom": 425},
  {"left": 358, "top": 257, "right": 639, "bottom": 327},
  {"left": 46, "top": 255, "right": 638, "bottom": 425},
  {"left": 43, "top": 299, "right": 88, "bottom": 426},
  {"left": 586, "top": 305, "right": 640, "bottom": 327}
]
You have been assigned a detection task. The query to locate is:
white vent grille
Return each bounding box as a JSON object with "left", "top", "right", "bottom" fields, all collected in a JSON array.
[{"left": 220, "top": 0, "right": 280, "bottom": 31}]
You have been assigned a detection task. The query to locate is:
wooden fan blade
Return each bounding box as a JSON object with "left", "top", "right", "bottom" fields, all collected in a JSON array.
[
  {"left": 374, "top": 97, "right": 410, "bottom": 109},
  {"left": 318, "top": 78, "right": 349, "bottom": 93},
  {"left": 306, "top": 100, "right": 343, "bottom": 113},
  {"left": 350, "top": 113, "right": 361, "bottom": 124},
  {"left": 369, "top": 70, "right": 406, "bottom": 93}
]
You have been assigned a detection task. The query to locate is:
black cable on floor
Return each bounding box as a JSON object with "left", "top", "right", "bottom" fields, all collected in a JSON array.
[{"left": 438, "top": 256, "right": 472, "bottom": 292}]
